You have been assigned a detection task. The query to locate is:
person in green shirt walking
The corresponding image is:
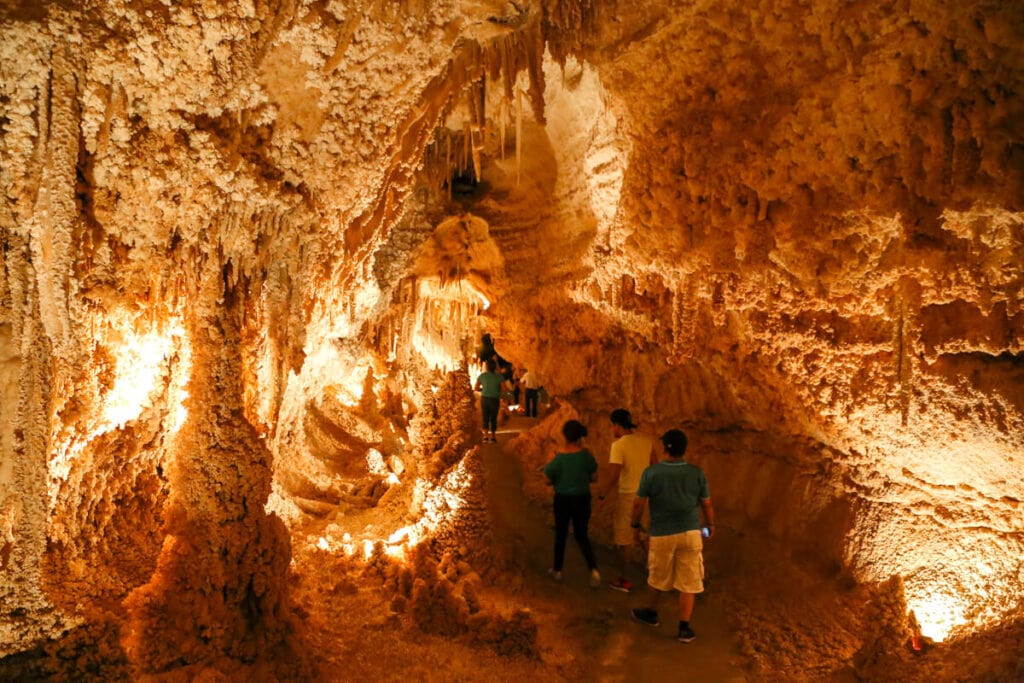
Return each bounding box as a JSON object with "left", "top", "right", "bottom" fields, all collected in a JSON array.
[
  {"left": 543, "top": 420, "right": 601, "bottom": 587},
  {"left": 474, "top": 358, "right": 505, "bottom": 442}
]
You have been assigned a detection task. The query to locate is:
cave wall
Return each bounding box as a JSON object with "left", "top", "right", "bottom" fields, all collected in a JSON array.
[{"left": 490, "top": 0, "right": 1024, "bottom": 640}]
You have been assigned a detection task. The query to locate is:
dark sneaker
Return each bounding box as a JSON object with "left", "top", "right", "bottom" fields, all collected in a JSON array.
[
  {"left": 677, "top": 624, "right": 696, "bottom": 643},
  {"left": 631, "top": 608, "right": 659, "bottom": 627},
  {"left": 609, "top": 577, "right": 633, "bottom": 593}
]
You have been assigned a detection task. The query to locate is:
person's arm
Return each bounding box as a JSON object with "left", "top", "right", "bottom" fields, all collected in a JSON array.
[
  {"left": 700, "top": 497, "right": 715, "bottom": 539},
  {"left": 473, "top": 375, "right": 482, "bottom": 392},
  {"left": 598, "top": 463, "right": 622, "bottom": 499},
  {"left": 543, "top": 453, "right": 558, "bottom": 487},
  {"left": 630, "top": 496, "right": 648, "bottom": 537}
]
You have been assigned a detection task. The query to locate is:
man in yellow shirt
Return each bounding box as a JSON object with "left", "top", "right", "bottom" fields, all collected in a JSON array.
[{"left": 597, "top": 408, "right": 656, "bottom": 592}]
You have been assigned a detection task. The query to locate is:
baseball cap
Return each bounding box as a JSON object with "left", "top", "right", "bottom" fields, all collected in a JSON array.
[{"left": 610, "top": 409, "right": 637, "bottom": 429}]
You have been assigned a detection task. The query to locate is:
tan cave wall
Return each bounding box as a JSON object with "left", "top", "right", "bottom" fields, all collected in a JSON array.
[
  {"left": 485, "top": 0, "right": 1024, "bottom": 642},
  {"left": 0, "top": 0, "right": 1021, "bottom": 675}
]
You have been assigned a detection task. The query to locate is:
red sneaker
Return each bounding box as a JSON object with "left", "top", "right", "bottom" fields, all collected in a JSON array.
[{"left": 609, "top": 577, "right": 633, "bottom": 593}]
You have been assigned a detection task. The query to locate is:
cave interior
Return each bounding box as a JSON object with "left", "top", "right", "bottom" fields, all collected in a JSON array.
[{"left": 0, "top": 0, "right": 1022, "bottom": 681}]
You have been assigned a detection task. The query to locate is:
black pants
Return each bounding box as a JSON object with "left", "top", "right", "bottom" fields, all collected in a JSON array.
[
  {"left": 480, "top": 396, "right": 499, "bottom": 433},
  {"left": 525, "top": 388, "right": 539, "bottom": 417},
  {"left": 552, "top": 492, "right": 597, "bottom": 571}
]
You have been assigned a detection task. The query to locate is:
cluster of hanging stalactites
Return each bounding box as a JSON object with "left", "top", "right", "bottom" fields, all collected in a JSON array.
[{"left": 417, "top": 0, "right": 596, "bottom": 199}]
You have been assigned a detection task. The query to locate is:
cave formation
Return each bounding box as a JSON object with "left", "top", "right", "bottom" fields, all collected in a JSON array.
[{"left": 1, "top": 0, "right": 1022, "bottom": 681}]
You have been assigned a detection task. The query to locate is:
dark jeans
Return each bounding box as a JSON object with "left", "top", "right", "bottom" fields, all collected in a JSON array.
[
  {"left": 481, "top": 396, "right": 499, "bottom": 433},
  {"left": 552, "top": 492, "right": 597, "bottom": 571},
  {"left": 525, "top": 388, "right": 539, "bottom": 417}
]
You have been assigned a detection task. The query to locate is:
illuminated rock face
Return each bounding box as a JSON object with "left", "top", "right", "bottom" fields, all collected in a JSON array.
[{"left": 0, "top": 0, "right": 1021, "bottom": 678}]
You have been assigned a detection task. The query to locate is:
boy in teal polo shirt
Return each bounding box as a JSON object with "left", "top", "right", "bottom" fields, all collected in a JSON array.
[{"left": 630, "top": 429, "right": 715, "bottom": 643}]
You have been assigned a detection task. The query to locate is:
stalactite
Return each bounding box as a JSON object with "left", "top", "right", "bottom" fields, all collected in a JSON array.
[
  {"left": 446, "top": 134, "right": 452, "bottom": 199},
  {"left": 469, "top": 125, "right": 482, "bottom": 183},
  {"left": 499, "top": 97, "right": 507, "bottom": 162},
  {"left": 30, "top": 42, "right": 80, "bottom": 347},
  {"left": 542, "top": 0, "right": 595, "bottom": 63},
  {"left": 516, "top": 86, "right": 523, "bottom": 186},
  {"left": 670, "top": 285, "right": 698, "bottom": 363}
]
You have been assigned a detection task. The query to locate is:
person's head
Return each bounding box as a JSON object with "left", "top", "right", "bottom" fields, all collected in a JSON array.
[
  {"left": 485, "top": 358, "right": 497, "bottom": 372},
  {"left": 610, "top": 408, "right": 636, "bottom": 435},
  {"left": 562, "top": 419, "right": 588, "bottom": 445},
  {"left": 660, "top": 429, "right": 688, "bottom": 458}
]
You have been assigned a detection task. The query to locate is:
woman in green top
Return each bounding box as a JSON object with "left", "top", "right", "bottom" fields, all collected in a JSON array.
[
  {"left": 474, "top": 358, "right": 505, "bottom": 442},
  {"left": 543, "top": 420, "right": 601, "bottom": 586}
]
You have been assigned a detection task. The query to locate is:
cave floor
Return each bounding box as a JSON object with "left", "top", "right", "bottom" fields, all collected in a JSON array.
[
  {"left": 481, "top": 416, "right": 751, "bottom": 682},
  {"left": 291, "top": 415, "right": 754, "bottom": 681}
]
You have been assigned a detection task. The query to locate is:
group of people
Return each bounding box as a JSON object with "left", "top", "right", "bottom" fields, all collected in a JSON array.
[
  {"left": 542, "top": 409, "right": 715, "bottom": 645},
  {"left": 470, "top": 341, "right": 713, "bottom": 643}
]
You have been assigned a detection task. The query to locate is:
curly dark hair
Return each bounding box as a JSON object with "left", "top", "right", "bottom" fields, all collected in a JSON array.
[
  {"left": 562, "top": 419, "right": 588, "bottom": 443},
  {"left": 660, "top": 429, "right": 688, "bottom": 457}
]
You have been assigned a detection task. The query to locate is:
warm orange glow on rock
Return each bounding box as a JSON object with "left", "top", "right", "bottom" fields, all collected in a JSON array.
[
  {"left": 99, "top": 319, "right": 187, "bottom": 429},
  {"left": 907, "top": 591, "right": 969, "bottom": 642}
]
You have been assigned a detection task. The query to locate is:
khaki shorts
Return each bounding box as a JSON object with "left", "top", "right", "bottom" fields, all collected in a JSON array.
[
  {"left": 647, "top": 530, "right": 704, "bottom": 593},
  {"left": 613, "top": 492, "right": 637, "bottom": 546}
]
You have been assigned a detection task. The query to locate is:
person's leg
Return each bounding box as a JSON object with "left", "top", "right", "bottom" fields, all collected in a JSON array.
[
  {"left": 482, "top": 397, "right": 499, "bottom": 438},
  {"left": 672, "top": 531, "right": 703, "bottom": 642},
  {"left": 479, "top": 398, "right": 488, "bottom": 438},
  {"left": 480, "top": 398, "right": 493, "bottom": 439},
  {"left": 552, "top": 493, "right": 571, "bottom": 572},
  {"left": 644, "top": 584, "right": 665, "bottom": 611},
  {"left": 633, "top": 532, "right": 671, "bottom": 624},
  {"left": 618, "top": 544, "right": 631, "bottom": 579},
  {"left": 570, "top": 494, "right": 598, "bottom": 570},
  {"left": 678, "top": 591, "right": 695, "bottom": 621},
  {"left": 611, "top": 493, "right": 635, "bottom": 585},
  {"left": 632, "top": 584, "right": 665, "bottom": 626},
  {"left": 526, "top": 389, "right": 538, "bottom": 417}
]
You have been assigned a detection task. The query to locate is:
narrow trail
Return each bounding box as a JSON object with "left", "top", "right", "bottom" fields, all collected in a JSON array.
[{"left": 482, "top": 416, "right": 750, "bottom": 682}]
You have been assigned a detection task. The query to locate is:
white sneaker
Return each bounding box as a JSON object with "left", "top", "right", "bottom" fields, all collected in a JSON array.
[
  {"left": 547, "top": 568, "right": 563, "bottom": 581},
  {"left": 589, "top": 569, "right": 601, "bottom": 588}
]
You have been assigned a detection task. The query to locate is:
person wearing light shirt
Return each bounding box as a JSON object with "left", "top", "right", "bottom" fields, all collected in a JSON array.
[
  {"left": 597, "top": 408, "right": 655, "bottom": 592},
  {"left": 520, "top": 368, "right": 541, "bottom": 418}
]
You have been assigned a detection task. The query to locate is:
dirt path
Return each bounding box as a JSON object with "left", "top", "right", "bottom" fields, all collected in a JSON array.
[{"left": 483, "top": 416, "right": 750, "bottom": 682}]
